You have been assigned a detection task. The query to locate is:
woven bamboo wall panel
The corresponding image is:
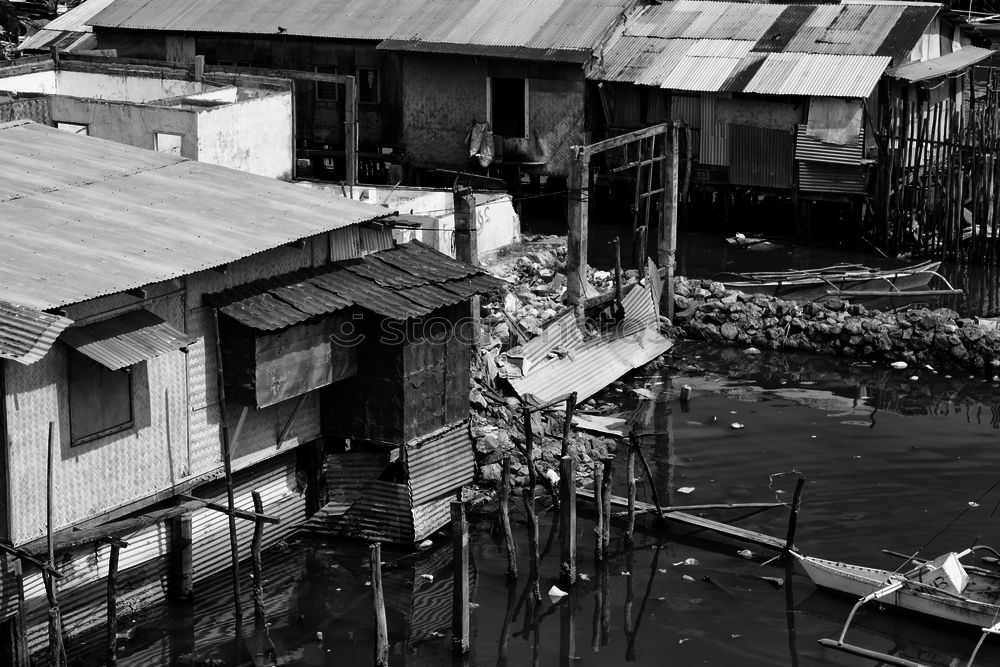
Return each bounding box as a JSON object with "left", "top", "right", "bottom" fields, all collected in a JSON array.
[{"left": 4, "top": 294, "right": 189, "bottom": 544}]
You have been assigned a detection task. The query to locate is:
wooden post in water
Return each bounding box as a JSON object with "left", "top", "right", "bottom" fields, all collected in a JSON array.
[
  {"left": 566, "top": 150, "right": 590, "bottom": 311},
  {"left": 523, "top": 487, "right": 541, "bottom": 602},
  {"left": 625, "top": 445, "right": 637, "bottom": 546},
  {"left": 251, "top": 490, "right": 266, "bottom": 626},
  {"left": 629, "top": 432, "right": 665, "bottom": 525},
  {"left": 784, "top": 475, "right": 805, "bottom": 558},
  {"left": 451, "top": 501, "right": 471, "bottom": 654},
  {"left": 370, "top": 543, "right": 389, "bottom": 667},
  {"left": 593, "top": 461, "right": 604, "bottom": 563},
  {"left": 600, "top": 459, "right": 613, "bottom": 559},
  {"left": 500, "top": 456, "right": 518, "bottom": 581},
  {"left": 106, "top": 541, "right": 121, "bottom": 666},
  {"left": 559, "top": 455, "right": 577, "bottom": 588},
  {"left": 561, "top": 392, "right": 577, "bottom": 458},
  {"left": 659, "top": 121, "right": 679, "bottom": 320},
  {"left": 45, "top": 421, "right": 66, "bottom": 667}
]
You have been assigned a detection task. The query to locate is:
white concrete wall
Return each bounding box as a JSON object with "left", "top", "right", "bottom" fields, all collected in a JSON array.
[
  {"left": 196, "top": 91, "right": 294, "bottom": 180},
  {"left": 309, "top": 184, "right": 521, "bottom": 260},
  {"left": 0, "top": 69, "right": 207, "bottom": 102},
  {"left": 0, "top": 70, "right": 58, "bottom": 93}
]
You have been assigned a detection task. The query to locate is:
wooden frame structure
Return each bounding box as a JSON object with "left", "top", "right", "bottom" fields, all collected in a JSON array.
[{"left": 567, "top": 122, "right": 679, "bottom": 318}]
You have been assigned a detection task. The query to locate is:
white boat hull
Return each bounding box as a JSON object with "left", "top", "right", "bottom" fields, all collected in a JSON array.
[{"left": 792, "top": 553, "right": 1000, "bottom": 629}]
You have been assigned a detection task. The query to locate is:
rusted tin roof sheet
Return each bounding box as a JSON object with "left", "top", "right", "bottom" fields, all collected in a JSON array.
[
  {"left": 886, "top": 45, "right": 996, "bottom": 81},
  {"left": 90, "top": 0, "right": 634, "bottom": 61},
  {"left": 590, "top": 1, "right": 947, "bottom": 98},
  {"left": 405, "top": 421, "right": 474, "bottom": 505},
  {"left": 0, "top": 300, "right": 73, "bottom": 366},
  {"left": 506, "top": 282, "right": 672, "bottom": 404},
  {"left": 18, "top": 0, "right": 115, "bottom": 51},
  {"left": 210, "top": 241, "right": 507, "bottom": 331},
  {"left": 0, "top": 121, "right": 386, "bottom": 311},
  {"left": 60, "top": 309, "right": 195, "bottom": 370}
]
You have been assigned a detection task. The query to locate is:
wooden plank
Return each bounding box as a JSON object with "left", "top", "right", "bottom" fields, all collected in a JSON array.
[
  {"left": 823, "top": 289, "right": 962, "bottom": 297},
  {"left": 176, "top": 494, "right": 280, "bottom": 525},
  {"left": 576, "top": 488, "right": 788, "bottom": 552},
  {"left": 580, "top": 123, "right": 672, "bottom": 157}
]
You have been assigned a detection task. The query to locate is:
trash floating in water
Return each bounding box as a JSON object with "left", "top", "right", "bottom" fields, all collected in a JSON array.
[
  {"left": 970, "top": 501, "right": 981, "bottom": 507},
  {"left": 745, "top": 347, "right": 761, "bottom": 355},
  {"left": 890, "top": 361, "right": 908, "bottom": 369},
  {"left": 737, "top": 549, "right": 755, "bottom": 559},
  {"left": 544, "top": 468, "right": 560, "bottom": 485},
  {"left": 682, "top": 574, "right": 695, "bottom": 582},
  {"left": 656, "top": 596, "right": 666, "bottom": 602},
  {"left": 731, "top": 634, "right": 742, "bottom": 639},
  {"left": 909, "top": 375, "right": 919, "bottom": 381},
  {"left": 578, "top": 573, "right": 590, "bottom": 582},
  {"left": 731, "top": 422, "right": 745, "bottom": 430},
  {"left": 419, "top": 574, "right": 434, "bottom": 582},
  {"left": 548, "top": 585, "right": 568, "bottom": 600},
  {"left": 679, "top": 638, "right": 691, "bottom": 644},
  {"left": 683, "top": 557, "right": 700, "bottom": 566},
  {"left": 418, "top": 539, "right": 433, "bottom": 550},
  {"left": 760, "top": 576, "right": 784, "bottom": 589},
  {"left": 677, "top": 486, "right": 695, "bottom": 494},
  {"left": 633, "top": 387, "right": 656, "bottom": 400}
]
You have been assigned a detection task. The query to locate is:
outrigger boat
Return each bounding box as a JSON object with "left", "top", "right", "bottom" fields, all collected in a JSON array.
[
  {"left": 714, "top": 260, "right": 957, "bottom": 303},
  {"left": 791, "top": 547, "right": 1000, "bottom": 667}
]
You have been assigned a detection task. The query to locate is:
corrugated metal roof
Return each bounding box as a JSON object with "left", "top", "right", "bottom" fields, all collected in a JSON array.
[
  {"left": 886, "top": 45, "right": 995, "bottom": 81},
  {"left": 60, "top": 309, "right": 195, "bottom": 370},
  {"left": 589, "top": 0, "right": 946, "bottom": 98},
  {"left": 376, "top": 40, "right": 591, "bottom": 63},
  {"left": 0, "top": 121, "right": 387, "bottom": 311},
  {"left": 0, "top": 300, "right": 73, "bottom": 366},
  {"left": 18, "top": 0, "right": 115, "bottom": 51},
  {"left": 89, "top": 0, "right": 634, "bottom": 62},
  {"left": 506, "top": 282, "right": 672, "bottom": 404},
  {"left": 211, "top": 240, "right": 507, "bottom": 331}
]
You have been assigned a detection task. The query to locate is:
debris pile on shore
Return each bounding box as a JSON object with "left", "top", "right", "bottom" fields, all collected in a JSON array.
[{"left": 674, "top": 276, "right": 1000, "bottom": 373}]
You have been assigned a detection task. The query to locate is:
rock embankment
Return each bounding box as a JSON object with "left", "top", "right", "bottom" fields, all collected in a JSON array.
[{"left": 674, "top": 276, "right": 1000, "bottom": 374}]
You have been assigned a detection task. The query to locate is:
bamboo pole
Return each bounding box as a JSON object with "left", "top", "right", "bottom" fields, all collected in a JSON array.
[
  {"left": 251, "top": 490, "right": 266, "bottom": 626},
  {"left": 593, "top": 461, "right": 604, "bottom": 564},
  {"left": 783, "top": 475, "right": 805, "bottom": 558},
  {"left": 106, "top": 541, "right": 120, "bottom": 666},
  {"left": 451, "top": 501, "right": 470, "bottom": 655},
  {"left": 660, "top": 122, "right": 679, "bottom": 321},
  {"left": 600, "top": 459, "right": 613, "bottom": 559},
  {"left": 629, "top": 432, "right": 665, "bottom": 525},
  {"left": 625, "top": 444, "right": 637, "bottom": 546},
  {"left": 45, "top": 420, "right": 66, "bottom": 667},
  {"left": 499, "top": 456, "right": 518, "bottom": 581},
  {"left": 370, "top": 543, "right": 388, "bottom": 667},
  {"left": 211, "top": 308, "right": 243, "bottom": 629},
  {"left": 561, "top": 392, "right": 577, "bottom": 459},
  {"left": 559, "top": 455, "right": 576, "bottom": 588},
  {"left": 523, "top": 487, "right": 541, "bottom": 603}
]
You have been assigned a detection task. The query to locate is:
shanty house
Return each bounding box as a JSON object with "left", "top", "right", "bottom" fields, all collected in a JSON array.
[
  {"left": 0, "top": 120, "right": 496, "bottom": 661},
  {"left": 0, "top": 54, "right": 295, "bottom": 179},
  {"left": 588, "top": 0, "right": 992, "bottom": 232}
]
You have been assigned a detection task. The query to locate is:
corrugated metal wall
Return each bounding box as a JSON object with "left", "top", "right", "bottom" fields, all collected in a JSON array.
[
  {"left": 405, "top": 421, "right": 474, "bottom": 505},
  {"left": 191, "top": 453, "right": 306, "bottom": 580},
  {"left": 729, "top": 125, "right": 794, "bottom": 188},
  {"left": 329, "top": 225, "right": 395, "bottom": 262},
  {"left": 699, "top": 92, "right": 730, "bottom": 166},
  {"left": 798, "top": 162, "right": 867, "bottom": 193}
]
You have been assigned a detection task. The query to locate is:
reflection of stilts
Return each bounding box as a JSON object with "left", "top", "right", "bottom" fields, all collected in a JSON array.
[
  {"left": 625, "top": 539, "right": 663, "bottom": 661},
  {"left": 496, "top": 581, "right": 517, "bottom": 667},
  {"left": 560, "top": 588, "right": 576, "bottom": 667},
  {"left": 785, "top": 559, "right": 800, "bottom": 667}
]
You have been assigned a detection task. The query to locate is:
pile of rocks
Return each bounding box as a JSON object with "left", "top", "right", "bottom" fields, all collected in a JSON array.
[{"left": 674, "top": 276, "right": 1000, "bottom": 373}]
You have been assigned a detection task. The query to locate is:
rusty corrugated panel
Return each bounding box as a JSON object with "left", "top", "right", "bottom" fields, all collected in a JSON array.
[
  {"left": 798, "top": 161, "right": 867, "bottom": 193},
  {"left": 795, "top": 125, "right": 865, "bottom": 164},
  {"left": 373, "top": 240, "right": 479, "bottom": 282},
  {"left": 0, "top": 121, "right": 385, "bottom": 311},
  {"left": 60, "top": 309, "right": 194, "bottom": 370},
  {"left": 876, "top": 5, "right": 940, "bottom": 57},
  {"left": 377, "top": 40, "right": 591, "bottom": 63},
  {"left": 333, "top": 480, "right": 413, "bottom": 544},
  {"left": 313, "top": 269, "right": 432, "bottom": 320},
  {"left": 506, "top": 283, "right": 672, "bottom": 404},
  {"left": 743, "top": 53, "right": 889, "bottom": 97},
  {"left": 751, "top": 5, "right": 816, "bottom": 53},
  {"left": 18, "top": 0, "right": 115, "bottom": 51},
  {"left": 659, "top": 40, "right": 755, "bottom": 92},
  {"left": 405, "top": 421, "right": 474, "bottom": 505},
  {"left": 729, "top": 125, "right": 794, "bottom": 189},
  {"left": 686, "top": 3, "right": 785, "bottom": 40},
  {"left": 0, "top": 300, "right": 72, "bottom": 365}
]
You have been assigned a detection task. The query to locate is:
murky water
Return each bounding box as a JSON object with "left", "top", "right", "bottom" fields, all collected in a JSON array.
[{"left": 91, "top": 339, "right": 1000, "bottom": 667}]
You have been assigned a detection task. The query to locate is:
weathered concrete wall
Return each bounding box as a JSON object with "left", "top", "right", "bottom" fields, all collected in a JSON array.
[
  {"left": 0, "top": 69, "right": 207, "bottom": 102},
  {"left": 675, "top": 276, "right": 1000, "bottom": 372},
  {"left": 400, "top": 54, "right": 585, "bottom": 177},
  {"left": 196, "top": 89, "right": 294, "bottom": 179},
  {"left": 49, "top": 95, "right": 199, "bottom": 157}
]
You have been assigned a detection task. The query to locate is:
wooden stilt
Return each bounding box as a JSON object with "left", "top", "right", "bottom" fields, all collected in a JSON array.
[
  {"left": 370, "top": 543, "right": 388, "bottom": 667},
  {"left": 784, "top": 475, "right": 805, "bottom": 557},
  {"left": 660, "top": 122, "right": 679, "bottom": 321},
  {"left": 251, "top": 490, "right": 266, "bottom": 626},
  {"left": 567, "top": 152, "right": 590, "bottom": 311},
  {"left": 561, "top": 392, "right": 577, "bottom": 458},
  {"left": 500, "top": 456, "right": 518, "bottom": 581},
  {"left": 106, "top": 541, "right": 120, "bottom": 666},
  {"left": 451, "top": 501, "right": 470, "bottom": 655},
  {"left": 169, "top": 513, "right": 193, "bottom": 601},
  {"left": 629, "top": 432, "right": 665, "bottom": 525},
  {"left": 523, "top": 487, "right": 541, "bottom": 603},
  {"left": 523, "top": 407, "right": 536, "bottom": 496},
  {"left": 600, "top": 459, "right": 613, "bottom": 559},
  {"left": 559, "top": 455, "right": 577, "bottom": 588},
  {"left": 593, "top": 462, "right": 604, "bottom": 563},
  {"left": 625, "top": 445, "right": 637, "bottom": 546}
]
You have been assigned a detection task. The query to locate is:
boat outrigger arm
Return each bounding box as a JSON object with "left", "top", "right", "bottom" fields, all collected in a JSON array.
[{"left": 966, "top": 621, "right": 1000, "bottom": 667}]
